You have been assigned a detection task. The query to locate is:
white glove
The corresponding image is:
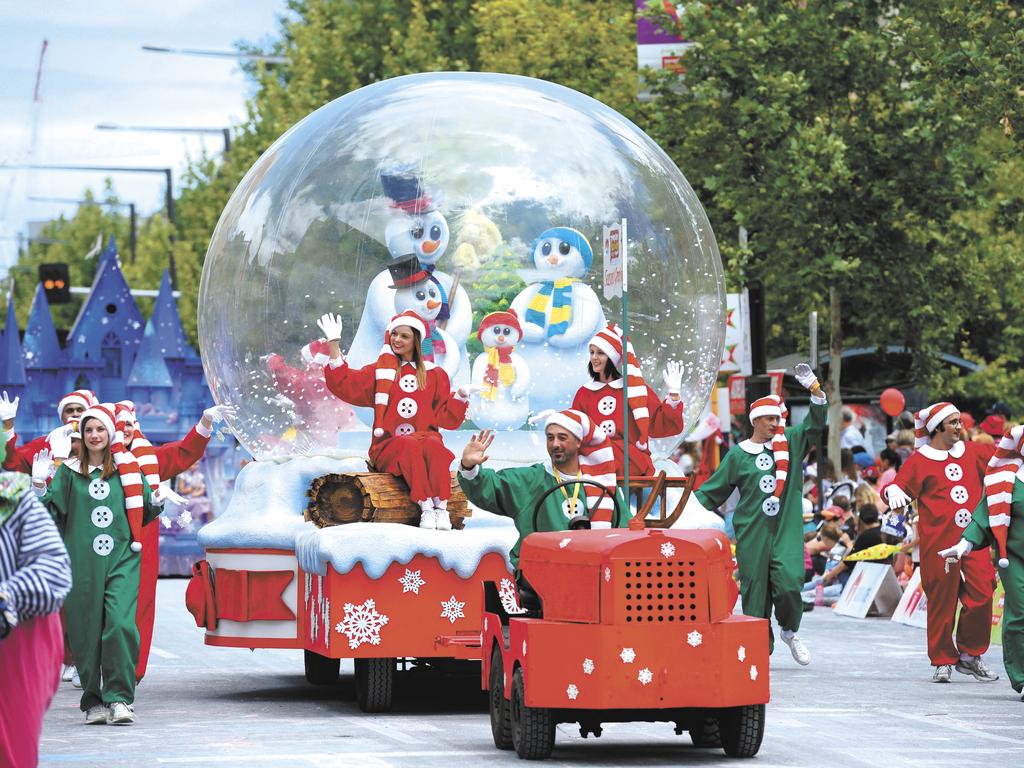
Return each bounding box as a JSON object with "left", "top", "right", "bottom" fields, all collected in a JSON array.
[
  {"left": 885, "top": 484, "right": 912, "bottom": 510},
  {"left": 203, "top": 404, "right": 236, "bottom": 424},
  {"left": 152, "top": 481, "right": 187, "bottom": 507},
  {"left": 0, "top": 390, "right": 19, "bottom": 421},
  {"left": 32, "top": 449, "right": 54, "bottom": 486},
  {"left": 662, "top": 360, "right": 684, "bottom": 396},
  {"left": 937, "top": 539, "right": 972, "bottom": 561},
  {"left": 47, "top": 424, "right": 75, "bottom": 461},
  {"left": 794, "top": 363, "right": 819, "bottom": 390},
  {"left": 316, "top": 313, "right": 344, "bottom": 342},
  {"left": 456, "top": 384, "right": 481, "bottom": 401}
]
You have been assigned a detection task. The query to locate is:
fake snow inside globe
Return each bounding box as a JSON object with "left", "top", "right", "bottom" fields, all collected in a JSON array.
[{"left": 199, "top": 72, "right": 726, "bottom": 463}]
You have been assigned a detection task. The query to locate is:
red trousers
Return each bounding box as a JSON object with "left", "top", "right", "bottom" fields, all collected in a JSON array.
[
  {"left": 372, "top": 433, "right": 455, "bottom": 503},
  {"left": 920, "top": 548, "right": 996, "bottom": 665}
]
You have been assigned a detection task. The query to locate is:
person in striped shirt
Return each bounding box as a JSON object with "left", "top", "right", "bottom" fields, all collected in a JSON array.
[{"left": 0, "top": 452, "right": 72, "bottom": 767}]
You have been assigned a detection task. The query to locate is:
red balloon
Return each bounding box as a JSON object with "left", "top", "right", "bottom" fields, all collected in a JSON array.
[{"left": 880, "top": 388, "right": 905, "bottom": 417}]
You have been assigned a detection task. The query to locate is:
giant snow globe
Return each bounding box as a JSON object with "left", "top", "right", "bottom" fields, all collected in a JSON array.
[{"left": 199, "top": 72, "right": 726, "bottom": 467}]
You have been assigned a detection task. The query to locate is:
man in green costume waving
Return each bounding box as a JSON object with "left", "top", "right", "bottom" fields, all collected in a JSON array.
[{"left": 688, "top": 364, "right": 826, "bottom": 666}]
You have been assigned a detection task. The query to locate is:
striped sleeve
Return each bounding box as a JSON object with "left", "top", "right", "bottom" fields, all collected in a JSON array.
[{"left": 0, "top": 490, "right": 71, "bottom": 622}]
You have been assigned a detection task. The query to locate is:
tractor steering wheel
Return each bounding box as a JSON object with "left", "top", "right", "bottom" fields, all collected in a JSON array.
[{"left": 531, "top": 479, "right": 623, "bottom": 533}]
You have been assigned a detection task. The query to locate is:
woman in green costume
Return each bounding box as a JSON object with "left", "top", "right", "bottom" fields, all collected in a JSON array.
[{"left": 32, "top": 403, "right": 162, "bottom": 725}]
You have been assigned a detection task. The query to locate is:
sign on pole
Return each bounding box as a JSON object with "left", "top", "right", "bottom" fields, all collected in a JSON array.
[{"left": 602, "top": 219, "right": 627, "bottom": 300}]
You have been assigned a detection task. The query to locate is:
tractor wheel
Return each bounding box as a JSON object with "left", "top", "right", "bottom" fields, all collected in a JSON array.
[
  {"left": 354, "top": 657, "right": 394, "bottom": 713},
  {"left": 510, "top": 667, "right": 554, "bottom": 760},
  {"left": 489, "top": 648, "right": 513, "bottom": 750},
  {"left": 719, "top": 704, "right": 765, "bottom": 758},
  {"left": 303, "top": 650, "right": 340, "bottom": 685},
  {"left": 688, "top": 713, "right": 721, "bottom": 747}
]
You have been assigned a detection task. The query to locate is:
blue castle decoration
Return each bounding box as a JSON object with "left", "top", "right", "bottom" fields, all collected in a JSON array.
[{"left": 0, "top": 237, "right": 243, "bottom": 573}]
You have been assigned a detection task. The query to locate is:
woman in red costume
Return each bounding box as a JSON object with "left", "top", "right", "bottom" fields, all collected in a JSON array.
[{"left": 317, "top": 310, "right": 468, "bottom": 530}]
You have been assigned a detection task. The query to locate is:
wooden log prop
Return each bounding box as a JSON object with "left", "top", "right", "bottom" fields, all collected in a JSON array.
[{"left": 306, "top": 471, "right": 470, "bottom": 530}]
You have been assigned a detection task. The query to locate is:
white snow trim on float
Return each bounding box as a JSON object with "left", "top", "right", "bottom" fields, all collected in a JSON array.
[{"left": 295, "top": 522, "right": 517, "bottom": 580}]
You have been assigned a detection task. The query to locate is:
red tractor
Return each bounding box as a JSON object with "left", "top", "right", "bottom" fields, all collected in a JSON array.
[{"left": 481, "top": 479, "right": 768, "bottom": 759}]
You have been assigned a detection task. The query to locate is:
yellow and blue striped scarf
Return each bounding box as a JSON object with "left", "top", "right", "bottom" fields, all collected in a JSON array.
[{"left": 524, "top": 278, "right": 577, "bottom": 338}]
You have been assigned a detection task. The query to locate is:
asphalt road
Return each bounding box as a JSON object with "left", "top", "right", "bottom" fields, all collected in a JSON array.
[{"left": 40, "top": 579, "right": 1022, "bottom": 767}]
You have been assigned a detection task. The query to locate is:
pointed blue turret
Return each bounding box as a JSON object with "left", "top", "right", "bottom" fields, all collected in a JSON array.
[
  {"left": 127, "top": 318, "right": 173, "bottom": 388},
  {"left": 23, "top": 283, "right": 64, "bottom": 369},
  {"left": 151, "top": 269, "right": 195, "bottom": 359},
  {"left": 97, "top": 234, "right": 119, "bottom": 271},
  {"left": 1, "top": 298, "right": 26, "bottom": 386}
]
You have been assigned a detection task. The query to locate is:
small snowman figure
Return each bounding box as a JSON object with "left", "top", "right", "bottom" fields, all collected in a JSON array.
[
  {"left": 510, "top": 227, "right": 605, "bottom": 414},
  {"left": 389, "top": 254, "right": 461, "bottom": 378},
  {"left": 470, "top": 309, "right": 531, "bottom": 431}
]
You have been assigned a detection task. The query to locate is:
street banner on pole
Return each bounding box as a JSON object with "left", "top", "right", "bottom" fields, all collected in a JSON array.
[{"left": 602, "top": 220, "right": 626, "bottom": 300}]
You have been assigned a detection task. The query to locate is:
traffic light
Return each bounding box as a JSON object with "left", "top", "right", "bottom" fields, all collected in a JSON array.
[{"left": 39, "top": 263, "right": 71, "bottom": 304}]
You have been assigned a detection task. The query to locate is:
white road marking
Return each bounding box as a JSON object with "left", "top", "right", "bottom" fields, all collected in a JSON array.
[
  {"left": 149, "top": 646, "right": 180, "bottom": 659},
  {"left": 156, "top": 750, "right": 497, "bottom": 763}
]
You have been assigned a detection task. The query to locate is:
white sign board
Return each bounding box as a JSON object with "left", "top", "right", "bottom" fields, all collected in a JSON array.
[
  {"left": 719, "top": 292, "right": 752, "bottom": 376},
  {"left": 834, "top": 562, "right": 904, "bottom": 619},
  {"left": 602, "top": 219, "right": 628, "bottom": 300},
  {"left": 890, "top": 567, "right": 928, "bottom": 629}
]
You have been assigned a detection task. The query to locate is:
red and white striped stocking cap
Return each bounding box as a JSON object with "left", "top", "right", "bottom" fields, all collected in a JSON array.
[
  {"left": 57, "top": 388, "right": 98, "bottom": 421},
  {"left": 914, "top": 402, "right": 960, "bottom": 448},
  {"left": 984, "top": 424, "right": 1023, "bottom": 568},
  {"left": 544, "top": 409, "right": 618, "bottom": 526},
  {"left": 747, "top": 395, "right": 790, "bottom": 501},
  {"left": 372, "top": 311, "right": 429, "bottom": 438},
  {"left": 80, "top": 403, "right": 145, "bottom": 553},
  {"left": 115, "top": 401, "right": 161, "bottom": 492},
  {"left": 589, "top": 323, "right": 651, "bottom": 449}
]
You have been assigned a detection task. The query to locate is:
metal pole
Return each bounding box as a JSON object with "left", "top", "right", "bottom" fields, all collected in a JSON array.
[
  {"left": 163, "top": 168, "right": 178, "bottom": 289},
  {"left": 621, "top": 219, "right": 629, "bottom": 513},
  {"left": 221, "top": 128, "right": 231, "bottom": 155},
  {"left": 129, "top": 203, "right": 137, "bottom": 264}
]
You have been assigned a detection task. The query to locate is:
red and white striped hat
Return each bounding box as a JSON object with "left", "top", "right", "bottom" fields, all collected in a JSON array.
[
  {"left": 914, "top": 402, "right": 960, "bottom": 448},
  {"left": 57, "top": 388, "right": 98, "bottom": 421},
  {"left": 371, "top": 311, "right": 429, "bottom": 438},
  {"left": 589, "top": 323, "right": 651, "bottom": 449},
  {"left": 115, "top": 400, "right": 162, "bottom": 496},
  {"left": 983, "top": 424, "right": 1023, "bottom": 569},
  {"left": 747, "top": 395, "right": 791, "bottom": 503},
  {"left": 300, "top": 339, "right": 332, "bottom": 366},
  {"left": 544, "top": 409, "right": 618, "bottom": 526},
  {"left": 80, "top": 403, "right": 146, "bottom": 553}
]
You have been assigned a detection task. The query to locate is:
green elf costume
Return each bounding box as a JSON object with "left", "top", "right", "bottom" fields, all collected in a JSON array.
[
  {"left": 34, "top": 403, "right": 162, "bottom": 724},
  {"left": 689, "top": 364, "right": 826, "bottom": 664},
  {"left": 942, "top": 425, "right": 1024, "bottom": 700},
  {"left": 459, "top": 409, "right": 628, "bottom": 567}
]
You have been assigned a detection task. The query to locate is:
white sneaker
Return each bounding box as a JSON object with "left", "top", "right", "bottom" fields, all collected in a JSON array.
[
  {"left": 106, "top": 702, "right": 135, "bottom": 725},
  {"left": 418, "top": 507, "right": 436, "bottom": 529},
  {"left": 72, "top": 669, "right": 82, "bottom": 688},
  {"left": 434, "top": 507, "right": 452, "bottom": 531},
  {"left": 955, "top": 656, "right": 999, "bottom": 682},
  {"left": 62, "top": 664, "right": 75, "bottom": 683},
  {"left": 933, "top": 664, "right": 953, "bottom": 683},
  {"left": 781, "top": 633, "right": 811, "bottom": 666},
  {"left": 85, "top": 705, "right": 107, "bottom": 724}
]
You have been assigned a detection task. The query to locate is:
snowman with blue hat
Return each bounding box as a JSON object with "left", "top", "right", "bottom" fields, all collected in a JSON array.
[{"left": 510, "top": 227, "right": 606, "bottom": 413}]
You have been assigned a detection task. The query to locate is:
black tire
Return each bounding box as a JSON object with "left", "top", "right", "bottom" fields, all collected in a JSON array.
[
  {"left": 304, "top": 650, "right": 340, "bottom": 685},
  {"left": 489, "top": 648, "right": 513, "bottom": 750},
  {"left": 719, "top": 704, "right": 765, "bottom": 758},
  {"left": 354, "top": 657, "right": 394, "bottom": 713},
  {"left": 510, "top": 667, "right": 554, "bottom": 760},
  {"left": 689, "top": 713, "right": 721, "bottom": 747}
]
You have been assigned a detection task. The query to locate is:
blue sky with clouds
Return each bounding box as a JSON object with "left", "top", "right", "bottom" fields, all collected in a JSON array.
[{"left": 0, "top": 0, "right": 287, "bottom": 271}]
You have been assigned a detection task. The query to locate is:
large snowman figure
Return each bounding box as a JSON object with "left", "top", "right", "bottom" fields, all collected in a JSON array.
[
  {"left": 347, "top": 170, "right": 472, "bottom": 382},
  {"left": 510, "top": 227, "right": 606, "bottom": 413},
  {"left": 469, "top": 309, "right": 530, "bottom": 431},
  {"left": 389, "top": 255, "right": 461, "bottom": 378}
]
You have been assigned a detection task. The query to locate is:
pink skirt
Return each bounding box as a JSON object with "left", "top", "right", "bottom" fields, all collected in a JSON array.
[{"left": 0, "top": 612, "right": 63, "bottom": 768}]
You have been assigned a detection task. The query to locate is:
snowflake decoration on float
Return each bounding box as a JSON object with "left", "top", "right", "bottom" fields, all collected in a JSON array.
[
  {"left": 566, "top": 684, "right": 579, "bottom": 700},
  {"left": 582, "top": 658, "right": 595, "bottom": 675},
  {"left": 660, "top": 541, "right": 676, "bottom": 558},
  {"left": 176, "top": 510, "right": 193, "bottom": 528},
  {"left": 604, "top": 567, "right": 611, "bottom": 582},
  {"left": 399, "top": 569, "right": 425, "bottom": 594},
  {"left": 737, "top": 645, "right": 746, "bottom": 662},
  {"left": 498, "top": 578, "right": 528, "bottom": 615},
  {"left": 687, "top": 630, "right": 703, "bottom": 648},
  {"left": 522, "top": 640, "right": 527, "bottom": 656},
  {"left": 750, "top": 665, "right": 758, "bottom": 681},
  {"left": 620, "top": 647, "right": 636, "bottom": 664},
  {"left": 440, "top": 595, "right": 466, "bottom": 624},
  {"left": 335, "top": 599, "right": 389, "bottom": 649},
  {"left": 638, "top": 668, "right": 653, "bottom": 685},
  {"left": 559, "top": 538, "right": 571, "bottom": 549}
]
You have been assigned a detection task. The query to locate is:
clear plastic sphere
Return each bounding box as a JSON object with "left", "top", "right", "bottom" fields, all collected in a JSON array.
[{"left": 199, "top": 72, "right": 725, "bottom": 461}]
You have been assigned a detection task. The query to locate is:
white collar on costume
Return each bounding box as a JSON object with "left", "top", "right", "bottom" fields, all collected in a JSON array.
[
  {"left": 61, "top": 458, "right": 104, "bottom": 474},
  {"left": 399, "top": 360, "right": 437, "bottom": 371},
  {"left": 738, "top": 439, "right": 769, "bottom": 454},
  {"left": 581, "top": 378, "right": 623, "bottom": 391},
  {"left": 917, "top": 440, "right": 966, "bottom": 461}
]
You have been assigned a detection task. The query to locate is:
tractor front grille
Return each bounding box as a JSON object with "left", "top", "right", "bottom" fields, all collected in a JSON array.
[{"left": 617, "top": 559, "right": 707, "bottom": 624}]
